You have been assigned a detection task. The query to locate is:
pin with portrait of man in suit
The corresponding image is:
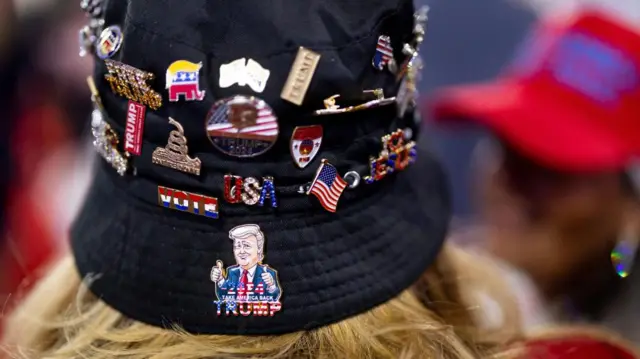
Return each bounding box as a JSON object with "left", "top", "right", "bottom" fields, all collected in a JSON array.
[{"left": 210, "top": 224, "right": 282, "bottom": 317}]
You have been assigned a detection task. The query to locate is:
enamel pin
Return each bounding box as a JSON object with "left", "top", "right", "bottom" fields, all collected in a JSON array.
[
  {"left": 211, "top": 224, "right": 282, "bottom": 317},
  {"left": 104, "top": 59, "right": 162, "bottom": 110},
  {"left": 314, "top": 89, "right": 395, "bottom": 116},
  {"left": 281, "top": 47, "right": 321, "bottom": 106},
  {"left": 290, "top": 125, "right": 323, "bottom": 168},
  {"left": 87, "top": 76, "right": 128, "bottom": 176},
  {"left": 152, "top": 117, "right": 201, "bottom": 175},
  {"left": 166, "top": 60, "right": 206, "bottom": 102},
  {"left": 364, "top": 129, "right": 417, "bottom": 184},
  {"left": 307, "top": 159, "right": 348, "bottom": 213},
  {"left": 96, "top": 25, "right": 123, "bottom": 59},
  {"left": 219, "top": 58, "right": 270, "bottom": 93},
  {"left": 158, "top": 186, "right": 218, "bottom": 219},
  {"left": 372, "top": 35, "right": 397, "bottom": 72},
  {"left": 224, "top": 175, "right": 277, "bottom": 208},
  {"left": 124, "top": 101, "right": 145, "bottom": 156},
  {"left": 205, "top": 96, "right": 279, "bottom": 158}
]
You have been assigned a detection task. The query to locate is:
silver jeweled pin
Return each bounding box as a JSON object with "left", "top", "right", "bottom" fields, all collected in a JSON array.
[
  {"left": 78, "top": 0, "right": 105, "bottom": 57},
  {"left": 87, "top": 76, "right": 128, "bottom": 176}
]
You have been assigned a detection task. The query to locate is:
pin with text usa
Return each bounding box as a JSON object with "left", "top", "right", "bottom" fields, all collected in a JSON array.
[{"left": 157, "top": 186, "right": 219, "bottom": 219}]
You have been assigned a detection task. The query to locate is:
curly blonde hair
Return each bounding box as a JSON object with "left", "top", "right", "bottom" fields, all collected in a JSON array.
[{"left": 1, "top": 244, "right": 520, "bottom": 359}]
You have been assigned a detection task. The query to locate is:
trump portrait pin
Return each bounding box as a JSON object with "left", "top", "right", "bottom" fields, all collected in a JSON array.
[
  {"left": 210, "top": 224, "right": 282, "bottom": 317},
  {"left": 205, "top": 96, "right": 279, "bottom": 158}
]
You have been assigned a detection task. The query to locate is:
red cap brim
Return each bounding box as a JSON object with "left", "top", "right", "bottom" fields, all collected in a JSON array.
[{"left": 427, "top": 81, "right": 631, "bottom": 172}]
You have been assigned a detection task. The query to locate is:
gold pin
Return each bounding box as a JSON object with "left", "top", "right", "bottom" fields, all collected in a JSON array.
[
  {"left": 314, "top": 89, "right": 395, "bottom": 116},
  {"left": 104, "top": 59, "right": 163, "bottom": 110},
  {"left": 87, "top": 76, "right": 105, "bottom": 109},
  {"left": 152, "top": 117, "right": 201, "bottom": 175},
  {"left": 280, "top": 47, "right": 321, "bottom": 106}
]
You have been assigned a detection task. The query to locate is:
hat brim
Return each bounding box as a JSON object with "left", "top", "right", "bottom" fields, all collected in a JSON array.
[
  {"left": 71, "top": 140, "right": 450, "bottom": 335},
  {"left": 429, "top": 81, "right": 630, "bottom": 172}
]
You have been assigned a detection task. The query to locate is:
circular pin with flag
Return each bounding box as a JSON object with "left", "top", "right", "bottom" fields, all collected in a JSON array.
[
  {"left": 205, "top": 96, "right": 279, "bottom": 158},
  {"left": 96, "top": 25, "right": 123, "bottom": 60}
]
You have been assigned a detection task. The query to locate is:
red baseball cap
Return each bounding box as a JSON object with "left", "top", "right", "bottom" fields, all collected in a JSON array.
[{"left": 427, "top": 11, "right": 640, "bottom": 172}]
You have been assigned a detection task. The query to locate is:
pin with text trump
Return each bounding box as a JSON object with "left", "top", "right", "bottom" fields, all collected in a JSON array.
[
  {"left": 211, "top": 224, "right": 282, "bottom": 316},
  {"left": 280, "top": 47, "right": 320, "bottom": 106},
  {"left": 157, "top": 186, "right": 219, "bottom": 219},
  {"left": 124, "top": 101, "right": 145, "bottom": 155}
]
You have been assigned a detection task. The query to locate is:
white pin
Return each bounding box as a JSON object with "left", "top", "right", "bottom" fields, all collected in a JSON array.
[
  {"left": 219, "top": 58, "right": 247, "bottom": 88},
  {"left": 245, "top": 59, "right": 271, "bottom": 93},
  {"left": 218, "top": 58, "right": 270, "bottom": 93}
]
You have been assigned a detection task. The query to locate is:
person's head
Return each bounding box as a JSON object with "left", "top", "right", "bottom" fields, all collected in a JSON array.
[
  {"left": 430, "top": 9, "right": 640, "bottom": 298},
  {"left": 1, "top": 0, "right": 520, "bottom": 357},
  {"left": 230, "top": 224, "right": 264, "bottom": 268},
  {"left": 3, "top": 244, "right": 523, "bottom": 359},
  {"left": 476, "top": 139, "right": 639, "bottom": 298}
]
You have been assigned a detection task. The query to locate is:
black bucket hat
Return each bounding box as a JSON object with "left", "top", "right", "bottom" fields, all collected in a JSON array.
[{"left": 72, "top": 0, "right": 450, "bottom": 335}]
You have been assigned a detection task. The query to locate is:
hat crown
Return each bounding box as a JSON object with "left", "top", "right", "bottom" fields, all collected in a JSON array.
[
  {"left": 506, "top": 12, "right": 640, "bottom": 150},
  {"left": 95, "top": 0, "right": 416, "bottom": 187}
]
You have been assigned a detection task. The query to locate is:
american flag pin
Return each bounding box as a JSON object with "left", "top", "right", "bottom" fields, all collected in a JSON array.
[
  {"left": 306, "top": 159, "right": 348, "bottom": 213},
  {"left": 372, "top": 35, "right": 395, "bottom": 71},
  {"left": 205, "top": 95, "right": 279, "bottom": 158},
  {"left": 96, "top": 25, "right": 123, "bottom": 60}
]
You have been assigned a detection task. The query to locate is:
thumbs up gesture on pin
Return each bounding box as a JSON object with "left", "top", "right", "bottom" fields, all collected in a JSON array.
[
  {"left": 261, "top": 266, "right": 277, "bottom": 293},
  {"left": 261, "top": 272, "right": 274, "bottom": 287},
  {"left": 210, "top": 260, "right": 224, "bottom": 285}
]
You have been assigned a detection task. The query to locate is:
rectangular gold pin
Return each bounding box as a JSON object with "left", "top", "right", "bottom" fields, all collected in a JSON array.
[{"left": 280, "top": 47, "right": 321, "bottom": 106}]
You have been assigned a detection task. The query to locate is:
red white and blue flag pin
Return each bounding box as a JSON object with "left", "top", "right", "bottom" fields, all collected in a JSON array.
[
  {"left": 306, "top": 159, "right": 348, "bottom": 213},
  {"left": 372, "top": 35, "right": 397, "bottom": 73},
  {"left": 290, "top": 125, "right": 323, "bottom": 169},
  {"left": 205, "top": 95, "right": 279, "bottom": 158},
  {"left": 96, "top": 25, "right": 123, "bottom": 60}
]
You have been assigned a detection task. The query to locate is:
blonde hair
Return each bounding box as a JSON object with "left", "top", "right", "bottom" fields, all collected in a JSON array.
[{"left": 1, "top": 244, "right": 520, "bottom": 359}]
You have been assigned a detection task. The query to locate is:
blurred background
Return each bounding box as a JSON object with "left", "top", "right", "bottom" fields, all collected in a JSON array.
[
  {"left": 1, "top": 0, "right": 639, "bottom": 344},
  {"left": 0, "top": 0, "right": 95, "bottom": 317}
]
